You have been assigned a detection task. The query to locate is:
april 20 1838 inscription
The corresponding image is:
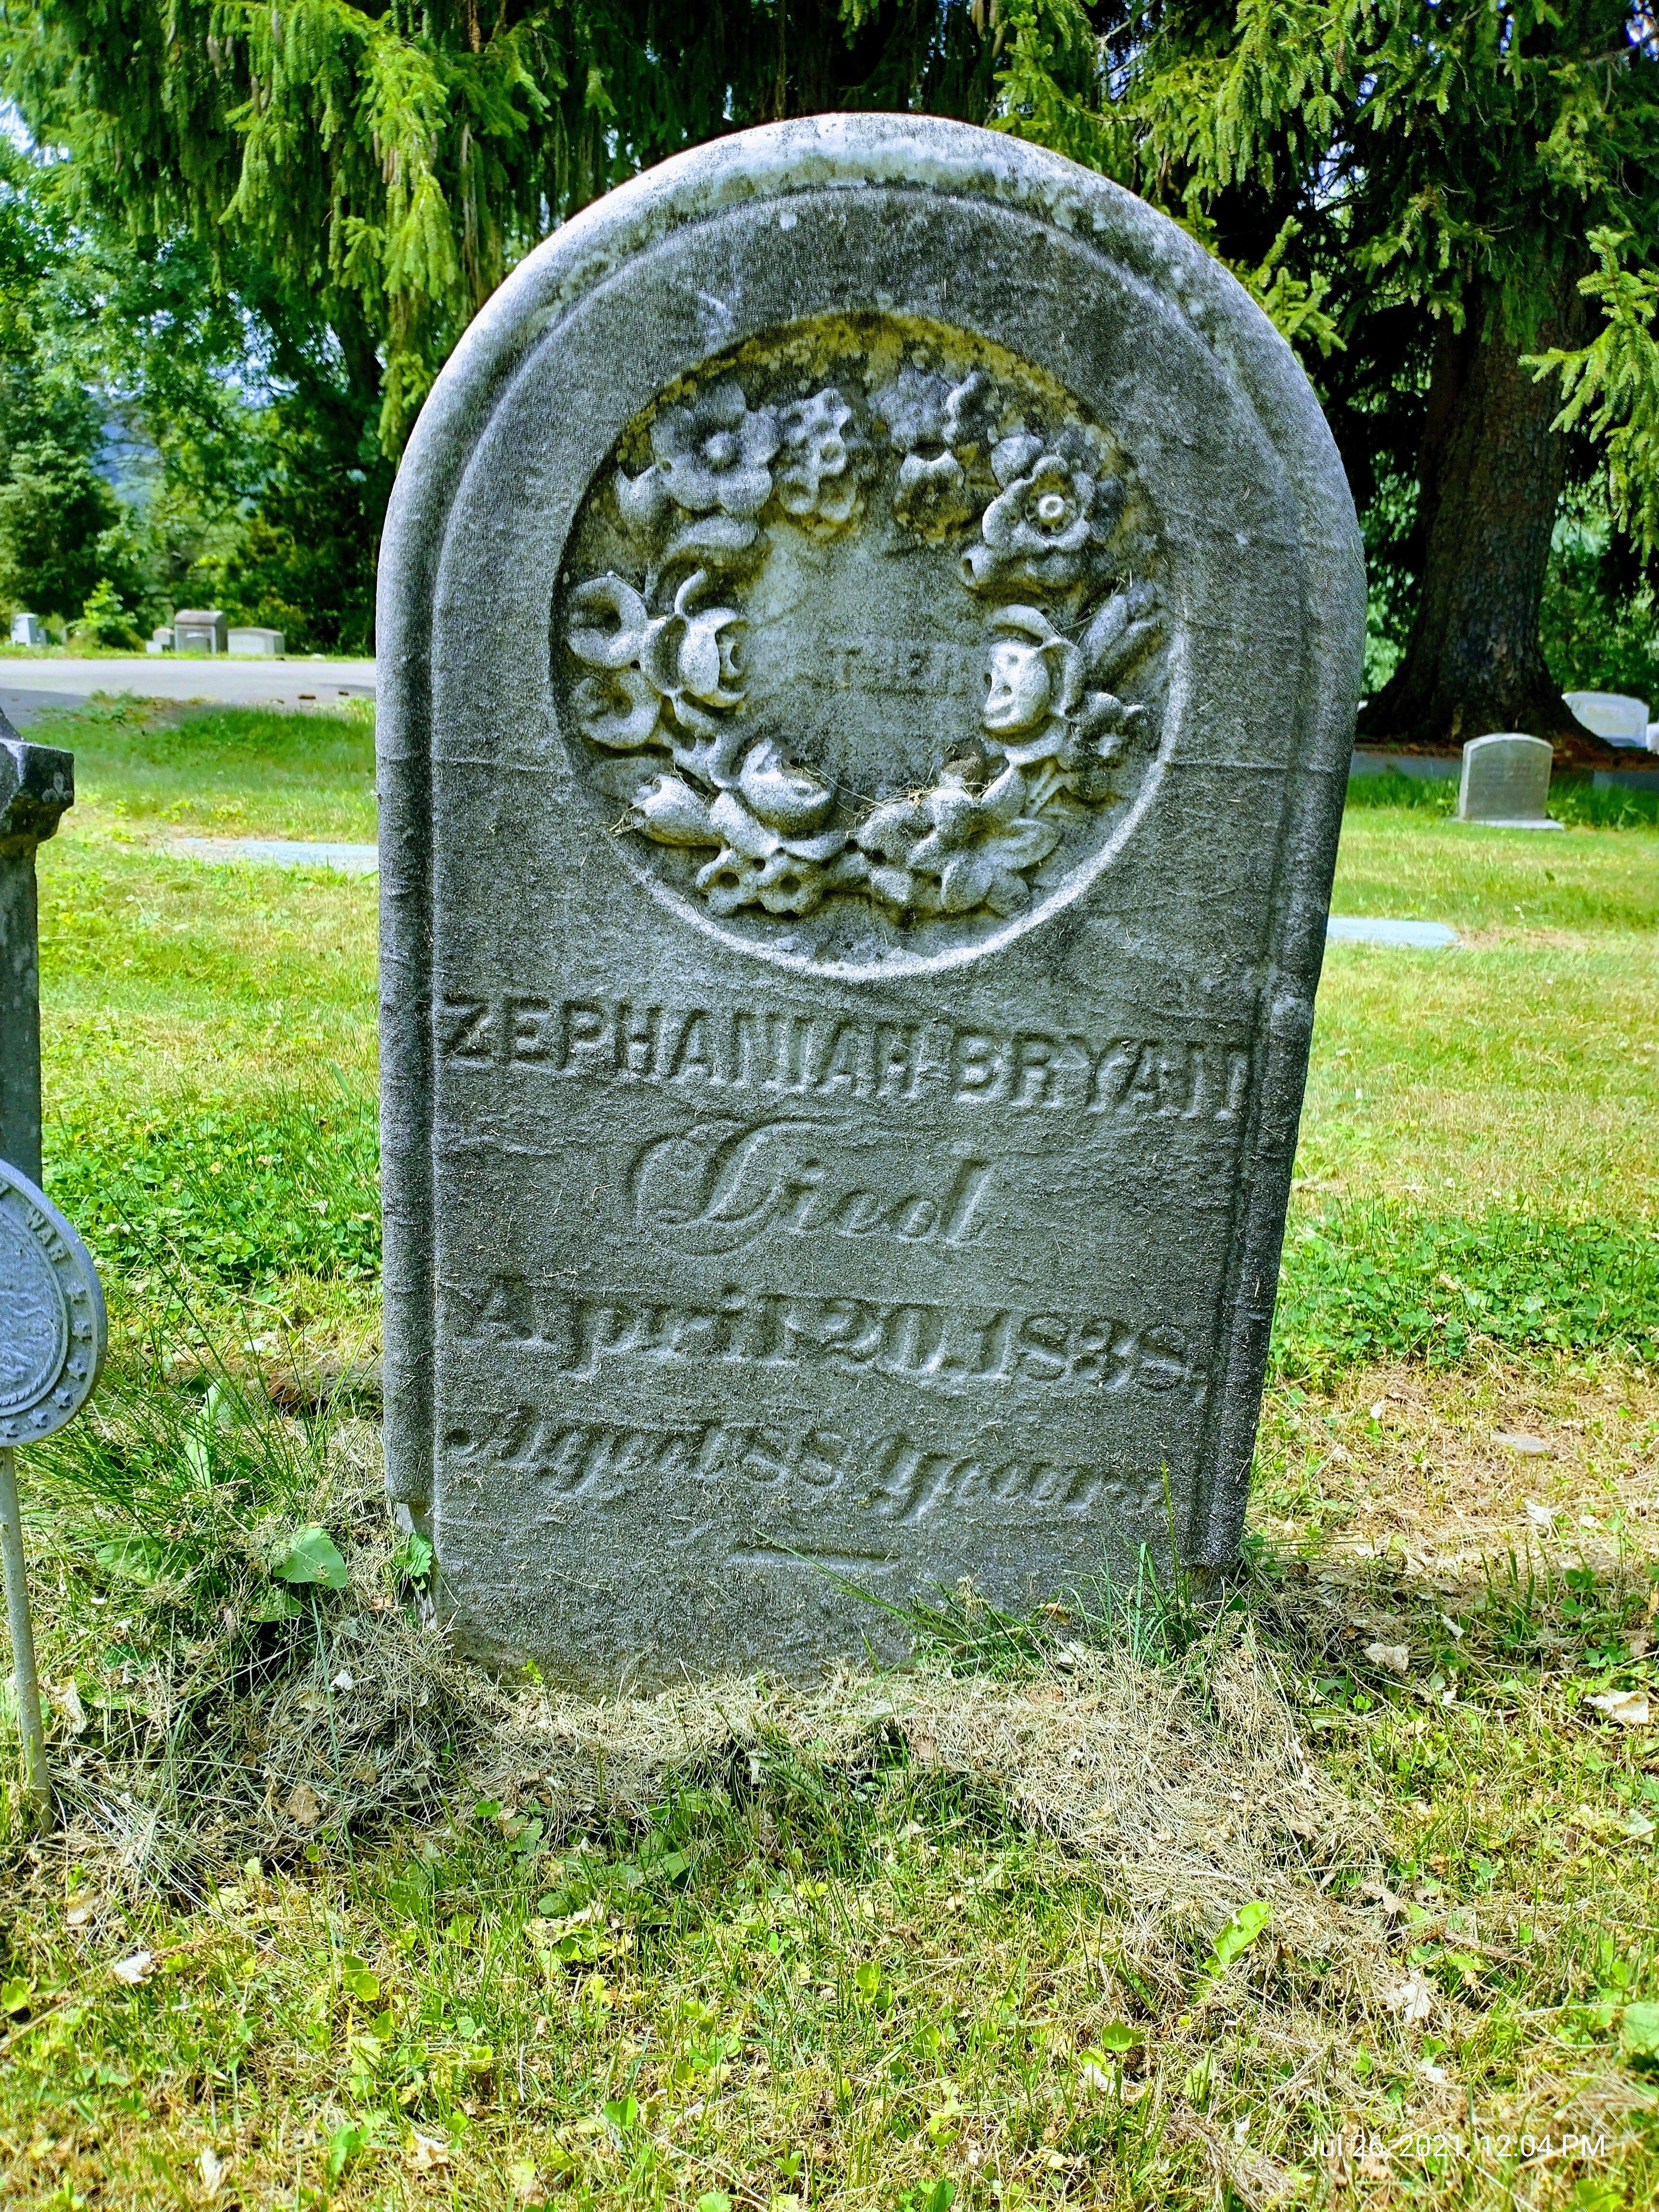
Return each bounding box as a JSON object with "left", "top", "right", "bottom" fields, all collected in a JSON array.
[{"left": 378, "top": 116, "right": 1365, "bottom": 1683}]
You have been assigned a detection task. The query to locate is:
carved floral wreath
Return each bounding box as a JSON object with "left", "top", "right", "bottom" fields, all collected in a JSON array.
[{"left": 565, "top": 365, "right": 1164, "bottom": 924}]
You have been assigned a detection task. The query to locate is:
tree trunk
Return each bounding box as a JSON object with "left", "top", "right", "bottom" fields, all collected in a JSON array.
[{"left": 1363, "top": 285, "right": 1589, "bottom": 758}]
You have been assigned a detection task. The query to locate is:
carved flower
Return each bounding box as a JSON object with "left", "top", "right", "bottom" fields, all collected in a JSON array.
[
  {"left": 630, "top": 772, "right": 723, "bottom": 847},
  {"left": 873, "top": 366, "right": 995, "bottom": 459},
  {"left": 736, "top": 737, "right": 836, "bottom": 834},
  {"left": 904, "top": 764, "right": 1061, "bottom": 917},
  {"left": 695, "top": 845, "right": 830, "bottom": 917},
  {"left": 686, "top": 741, "right": 846, "bottom": 912},
  {"left": 572, "top": 665, "right": 662, "bottom": 751},
  {"left": 892, "top": 451, "right": 974, "bottom": 540},
  {"left": 639, "top": 380, "right": 780, "bottom": 519},
  {"left": 981, "top": 604, "right": 1086, "bottom": 768},
  {"left": 963, "top": 431, "right": 1124, "bottom": 593},
  {"left": 848, "top": 763, "right": 1059, "bottom": 919},
  {"left": 776, "top": 388, "right": 863, "bottom": 524},
  {"left": 874, "top": 366, "right": 997, "bottom": 541},
  {"left": 567, "top": 570, "right": 745, "bottom": 756}
]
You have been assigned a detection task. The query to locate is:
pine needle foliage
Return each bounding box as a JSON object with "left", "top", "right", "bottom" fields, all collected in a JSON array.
[
  {"left": 993, "top": 4, "right": 1659, "bottom": 553},
  {"left": 1, "top": 1, "right": 1008, "bottom": 454}
]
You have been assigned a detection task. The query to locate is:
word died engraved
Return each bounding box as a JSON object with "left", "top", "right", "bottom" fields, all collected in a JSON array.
[
  {"left": 553, "top": 318, "right": 1170, "bottom": 963},
  {"left": 444, "top": 1414, "right": 1120, "bottom": 1524},
  {"left": 631, "top": 1120, "right": 992, "bottom": 1255},
  {"left": 438, "top": 992, "right": 1252, "bottom": 1126},
  {"left": 447, "top": 1277, "right": 1207, "bottom": 1395}
]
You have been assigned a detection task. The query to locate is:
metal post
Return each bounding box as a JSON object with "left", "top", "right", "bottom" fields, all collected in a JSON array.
[
  {"left": 0, "top": 1446, "right": 48, "bottom": 1815},
  {"left": 0, "top": 732, "right": 73, "bottom": 1824},
  {"left": 0, "top": 727, "right": 73, "bottom": 1187}
]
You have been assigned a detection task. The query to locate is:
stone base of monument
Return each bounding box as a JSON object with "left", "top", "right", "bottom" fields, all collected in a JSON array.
[{"left": 1456, "top": 733, "right": 1562, "bottom": 830}]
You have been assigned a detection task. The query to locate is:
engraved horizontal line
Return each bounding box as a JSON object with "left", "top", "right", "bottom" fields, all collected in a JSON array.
[{"left": 729, "top": 1547, "right": 900, "bottom": 1570}]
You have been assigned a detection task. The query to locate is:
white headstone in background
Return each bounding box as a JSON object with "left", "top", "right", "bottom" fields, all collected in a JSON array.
[
  {"left": 1564, "top": 691, "right": 1648, "bottom": 746},
  {"left": 145, "top": 624, "right": 172, "bottom": 657},
  {"left": 173, "top": 609, "right": 228, "bottom": 655},
  {"left": 1457, "top": 733, "right": 1561, "bottom": 829},
  {"left": 227, "top": 626, "right": 285, "bottom": 657},
  {"left": 9, "top": 613, "right": 44, "bottom": 647}
]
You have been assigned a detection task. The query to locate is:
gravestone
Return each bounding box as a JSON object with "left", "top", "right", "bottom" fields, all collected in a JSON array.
[
  {"left": 9, "top": 613, "right": 43, "bottom": 648},
  {"left": 173, "top": 608, "right": 227, "bottom": 656},
  {"left": 228, "top": 625, "right": 285, "bottom": 657},
  {"left": 1564, "top": 690, "right": 1648, "bottom": 747},
  {"left": 1456, "top": 733, "right": 1560, "bottom": 828},
  {"left": 145, "top": 625, "right": 172, "bottom": 657},
  {"left": 378, "top": 115, "right": 1366, "bottom": 1684}
]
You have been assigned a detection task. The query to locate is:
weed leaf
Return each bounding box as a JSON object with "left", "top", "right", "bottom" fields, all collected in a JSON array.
[{"left": 272, "top": 1525, "right": 348, "bottom": 1589}]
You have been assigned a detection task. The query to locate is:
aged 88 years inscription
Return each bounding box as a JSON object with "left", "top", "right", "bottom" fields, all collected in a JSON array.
[{"left": 378, "top": 116, "right": 1364, "bottom": 1684}]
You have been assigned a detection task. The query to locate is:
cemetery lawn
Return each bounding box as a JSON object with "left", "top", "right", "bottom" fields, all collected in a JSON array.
[{"left": 3, "top": 701, "right": 1658, "bottom": 2208}]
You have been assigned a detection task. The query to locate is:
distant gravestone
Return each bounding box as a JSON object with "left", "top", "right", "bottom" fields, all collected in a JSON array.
[
  {"left": 145, "top": 625, "right": 172, "bottom": 657},
  {"left": 378, "top": 117, "right": 1366, "bottom": 1684},
  {"left": 9, "top": 614, "right": 43, "bottom": 648},
  {"left": 173, "top": 609, "right": 227, "bottom": 656},
  {"left": 1457, "top": 733, "right": 1561, "bottom": 829},
  {"left": 1564, "top": 690, "right": 1648, "bottom": 747},
  {"left": 228, "top": 625, "right": 285, "bottom": 657}
]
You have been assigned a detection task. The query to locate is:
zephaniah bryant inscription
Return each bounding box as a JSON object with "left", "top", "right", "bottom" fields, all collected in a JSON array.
[{"left": 378, "top": 116, "right": 1365, "bottom": 1683}]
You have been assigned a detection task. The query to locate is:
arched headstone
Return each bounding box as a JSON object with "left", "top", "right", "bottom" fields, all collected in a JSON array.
[{"left": 378, "top": 116, "right": 1365, "bottom": 1683}]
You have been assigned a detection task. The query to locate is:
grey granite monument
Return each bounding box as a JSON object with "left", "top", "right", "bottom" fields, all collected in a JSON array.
[
  {"left": 378, "top": 116, "right": 1365, "bottom": 1684},
  {"left": 174, "top": 608, "right": 228, "bottom": 655},
  {"left": 1456, "top": 733, "right": 1560, "bottom": 828}
]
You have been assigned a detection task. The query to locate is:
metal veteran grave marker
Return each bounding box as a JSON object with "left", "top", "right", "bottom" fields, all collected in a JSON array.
[{"left": 379, "top": 116, "right": 1365, "bottom": 1683}]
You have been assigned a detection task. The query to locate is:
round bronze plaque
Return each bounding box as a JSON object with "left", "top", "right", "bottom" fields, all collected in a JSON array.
[{"left": 0, "top": 1159, "right": 106, "bottom": 1443}]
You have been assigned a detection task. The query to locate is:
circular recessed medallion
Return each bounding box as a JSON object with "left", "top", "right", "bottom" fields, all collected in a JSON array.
[
  {"left": 553, "top": 314, "right": 1173, "bottom": 973},
  {"left": 0, "top": 1159, "right": 106, "bottom": 1443}
]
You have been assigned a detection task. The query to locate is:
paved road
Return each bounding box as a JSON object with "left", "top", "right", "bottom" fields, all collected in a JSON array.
[{"left": 0, "top": 655, "right": 375, "bottom": 727}]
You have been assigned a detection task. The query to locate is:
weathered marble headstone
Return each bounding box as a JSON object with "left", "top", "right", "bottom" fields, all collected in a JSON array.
[
  {"left": 378, "top": 117, "right": 1365, "bottom": 1684},
  {"left": 228, "top": 625, "right": 285, "bottom": 657},
  {"left": 1456, "top": 733, "right": 1560, "bottom": 828},
  {"left": 9, "top": 613, "right": 43, "bottom": 648},
  {"left": 1564, "top": 690, "right": 1648, "bottom": 747}
]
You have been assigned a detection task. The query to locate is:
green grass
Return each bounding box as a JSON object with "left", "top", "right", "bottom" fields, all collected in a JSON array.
[
  {"left": 8, "top": 701, "right": 1659, "bottom": 2208},
  {"left": 40, "top": 692, "right": 379, "bottom": 845}
]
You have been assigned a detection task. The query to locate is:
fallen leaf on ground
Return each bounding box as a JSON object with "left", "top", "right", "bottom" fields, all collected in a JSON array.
[
  {"left": 1628, "top": 1631, "right": 1653, "bottom": 1659},
  {"left": 199, "top": 2147, "right": 228, "bottom": 2194},
  {"left": 1587, "top": 1689, "right": 1649, "bottom": 1727},
  {"left": 109, "top": 1950, "right": 154, "bottom": 1985},
  {"left": 53, "top": 1680, "right": 87, "bottom": 1735},
  {"left": 1360, "top": 1879, "right": 1405, "bottom": 1918},
  {"left": 1366, "top": 1642, "right": 1409, "bottom": 1676},
  {"left": 1524, "top": 1500, "right": 1558, "bottom": 1527},
  {"left": 1501, "top": 1434, "right": 1551, "bottom": 1456},
  {"left": 408, "top": 2133, "right": 452, "bottom": 2172},
  {"left": 285, "top": 1782, "right": 323, "bottom": 1827},
  {"left": 1383, "top": 1970, "right": 1433, "bottom": 2023}
]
